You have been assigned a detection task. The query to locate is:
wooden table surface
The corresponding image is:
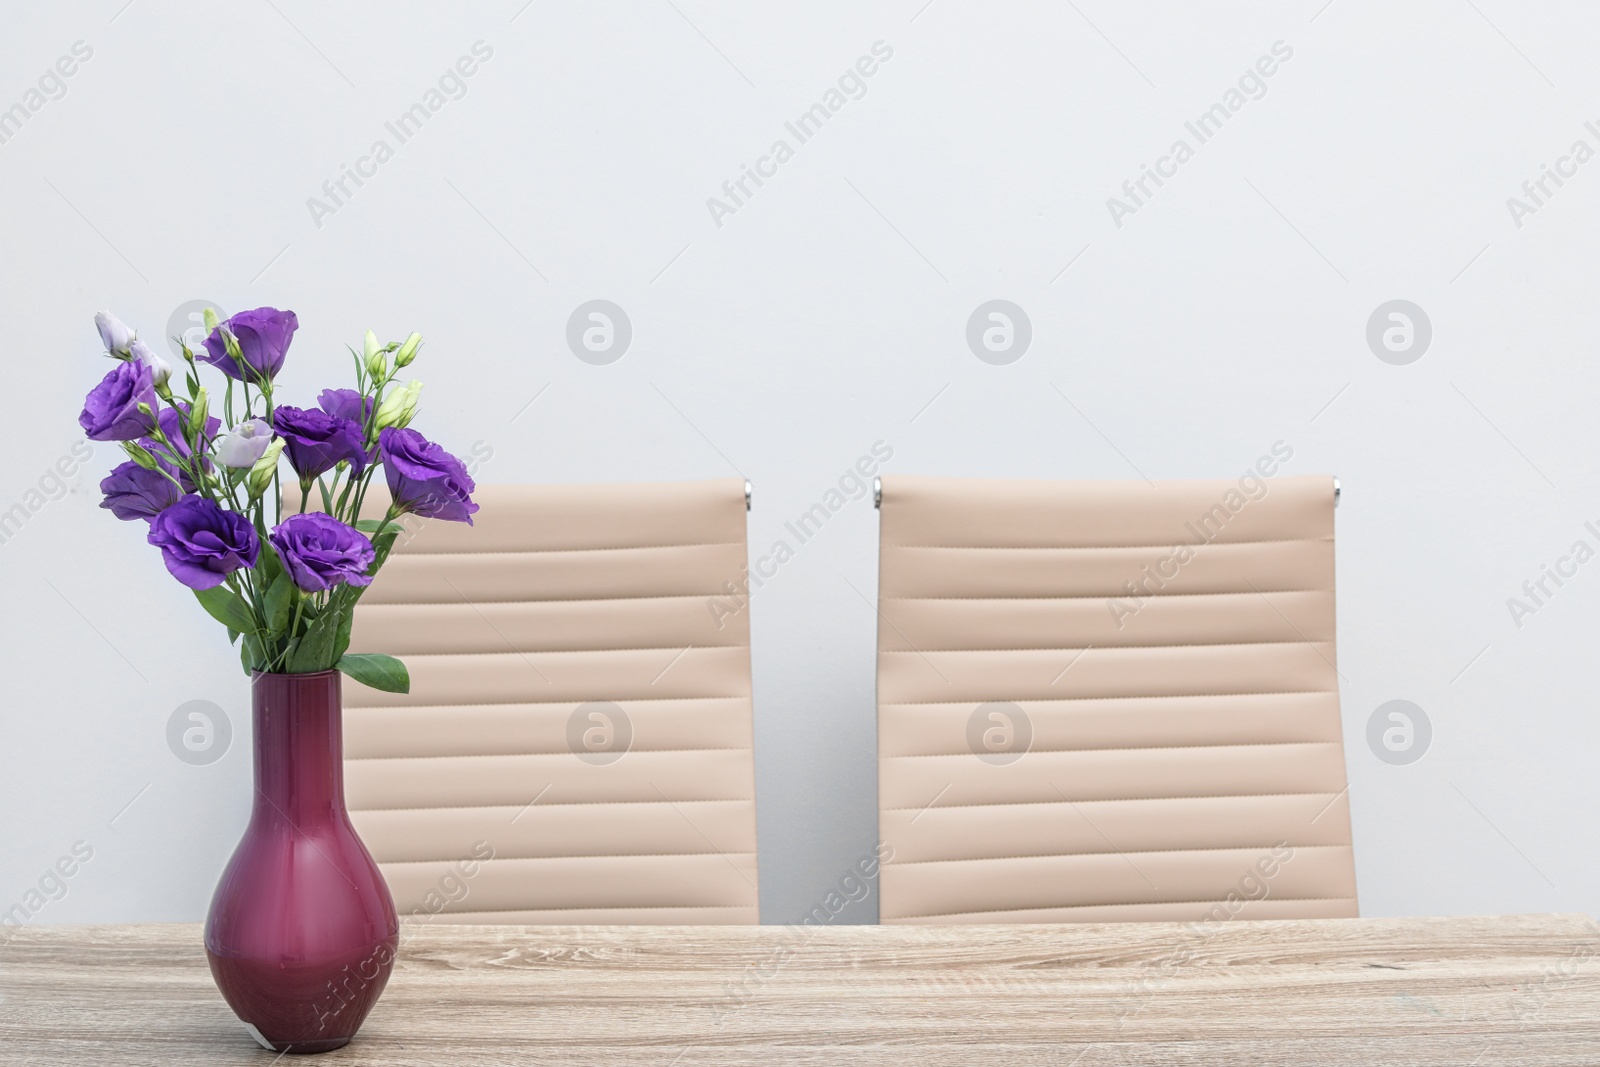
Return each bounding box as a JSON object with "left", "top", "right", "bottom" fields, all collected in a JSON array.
[{"left": 3, "top": 915, "right": 1598, "bottom": 1064}]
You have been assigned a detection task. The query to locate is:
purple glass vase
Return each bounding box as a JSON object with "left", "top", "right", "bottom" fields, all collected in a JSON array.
[{"left": 204, "top": 670, "right": 398, "bottom": 1054}]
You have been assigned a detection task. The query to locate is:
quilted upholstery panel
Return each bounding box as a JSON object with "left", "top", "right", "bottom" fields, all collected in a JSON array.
[
  {"left": 344, "top": 479, "right": 759, "bottom": 924},
  {"left": 875, "top": 474, "right": 1356, "bottom": 924}
]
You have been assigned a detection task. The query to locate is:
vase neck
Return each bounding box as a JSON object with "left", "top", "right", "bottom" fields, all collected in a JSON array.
[{"left": 251, "top": 671, "right": 345, "bottom": 824}]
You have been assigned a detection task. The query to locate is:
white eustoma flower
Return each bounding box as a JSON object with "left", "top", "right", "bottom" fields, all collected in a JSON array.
[
  {"left": 95, "top": 310, "right": 135, "bottom": 356},
  {"left": 216, "top": 419, "right": 275, "bottom": 468},
  {"left": 129, "top": 338, "right": 173, "bottom": 388}
]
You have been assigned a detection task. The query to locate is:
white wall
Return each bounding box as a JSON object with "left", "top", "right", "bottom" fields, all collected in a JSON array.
[{"left": 2, "top": 0, "right": 1596, "bottom": 928}]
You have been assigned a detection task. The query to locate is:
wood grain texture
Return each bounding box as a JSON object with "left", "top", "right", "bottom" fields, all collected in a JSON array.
[{"left": 2, "top": 915, "right": 1597, "bottom": 1064}]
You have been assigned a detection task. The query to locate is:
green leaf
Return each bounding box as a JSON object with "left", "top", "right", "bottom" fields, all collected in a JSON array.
[
  {"left": 332, "top": 604, "right": 355, "bottom": 664},
  {"left": 354, "top": 518, "right": 386, "bottom": 534},
  {"left": 338, "top": 653, "right": 409, "bottom": 693},
  {"left": 241, "top": 632, "right": 266, "bottom": 675},
  {"left": 370, "top": 526, "right": 403, "bottom": 573},
  {"left": 195, "top": 586, "right": 257, "bottom": 634},
  {"left": 286, "top": 607, "right": 342, "bottom": 673},
  {"left": 263, "top": 572, "right": 297, "bottom": 634},
  {"left": 227, "top": 626, "right": 240, "bottom": 646},
  {"left": 257, "top": 541, "right": 282, "bottom": 585}
]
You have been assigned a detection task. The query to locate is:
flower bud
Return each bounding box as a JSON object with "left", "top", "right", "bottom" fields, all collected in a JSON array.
[
  {"left": 129, "top": 338, "right": 173, "bottom": 394},
  {"left": 395, "top": 332, "right": 422, "bottom": 367},
  {"left": 363, "top": 330, "right": 386, "bottom": 377},
  {"left": 95, "top": 311, "right": 135, "bottom": 357},
  {"left": 247, "top": 438, "right": 285, "bottom": 500},
  {"left": 375, "top": 380, "right": 423, "bottom": 429},
  {"left": 203, "top": 307, "right": 219, "bottom": 333},
  {"left": 215, "top": 418, "right": 274, "bottom": 468},
  {"left": 121, "top": 440, "right": 159, "bottom": 470},
  {"left": 187, "top": 388, "right": 210, "bottom": 439}
]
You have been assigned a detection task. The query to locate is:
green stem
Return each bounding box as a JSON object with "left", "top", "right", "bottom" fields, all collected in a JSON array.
[
  {"left": 334, "top": 474, "right": 356, "bottom": 522},
  {"left": 351, "top": 466, "right": 373, "bottom": 524},
  {"left": 223, "top": 572, "right": 266, "bottom": 634},
  {"left": 273, "top": 595, "right": 306, "bottom": 672}
]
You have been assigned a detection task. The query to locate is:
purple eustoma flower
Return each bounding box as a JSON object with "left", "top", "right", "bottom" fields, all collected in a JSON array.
[
  {"left": 272, "top": 404, "right": 368, "bottom": 481},
  {"left": 318, "top": 388, "right": 377, "bottom": 464},
  {"left": 147, "top": 496, "right": 259, "bottom": 590},
  {"left": 317, "top": 388, "right": 371, "bottom": 426},
  {"left": 199, "top": 307, "right": 298, "bottom": 383},
  {"left": 379, "top": 427, "right": 478, "bottom": 524},
  {"left": 79, "top": 359, "right": 157, "bottom": 441},
  {"left": 99, "top": 462, "right": 184, "bottom": 522},
  {"left": 269, "top": 513, "right": 375, "bottom": 593}
]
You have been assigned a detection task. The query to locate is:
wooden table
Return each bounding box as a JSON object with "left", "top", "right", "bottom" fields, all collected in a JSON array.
[{"left": 3, "top": 915, "right": 1598, "bottom": 1064}]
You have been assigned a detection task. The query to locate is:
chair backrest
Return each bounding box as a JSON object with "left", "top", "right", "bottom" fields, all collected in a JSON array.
[
  {"left": 875, "top": 473, "right": 1356, "bottom": 924},
  {"left": 343, "top": 479, "right": 759, "bottom": 924}
]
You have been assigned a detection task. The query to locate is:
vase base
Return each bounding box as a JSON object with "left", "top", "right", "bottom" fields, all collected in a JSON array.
[
  {"left": 244, "top": 1022, "right": 351, "bottom": 1054},
  {"left": 267, "top": 1039, "right": 352, "bottom": 1055}
]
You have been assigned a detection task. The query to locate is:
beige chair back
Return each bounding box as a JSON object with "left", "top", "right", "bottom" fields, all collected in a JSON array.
[
  {"left": 343, "top": 479, "right": 759, "bottom": 924},
  {"left": 876, "top": 474, "right": 1356, "bottom": 923}
]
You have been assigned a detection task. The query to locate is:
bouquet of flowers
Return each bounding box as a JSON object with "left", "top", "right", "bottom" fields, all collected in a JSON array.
[{"left": 81, "top": 306, "right": 478, "bottom": 693}]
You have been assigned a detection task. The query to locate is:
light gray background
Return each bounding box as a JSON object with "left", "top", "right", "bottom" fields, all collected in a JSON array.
[{"left": 1, "top": 0, "right": 1594, "bottom": 928}]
